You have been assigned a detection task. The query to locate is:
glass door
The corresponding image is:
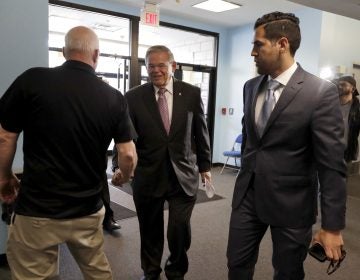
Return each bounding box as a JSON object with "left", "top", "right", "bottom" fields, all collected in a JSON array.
[
  {"left": 180, "top": 69, "right": 211, "bottom": 119},
  {"left": 176, "top": 66, "right": 217, "bottom": 145}
]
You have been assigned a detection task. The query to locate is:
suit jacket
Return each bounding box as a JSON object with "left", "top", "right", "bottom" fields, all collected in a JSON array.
[
  {"left": 125, "top": 78, "right": 211, "bottom": 197},
  {"left": 232, "top": 65, "right": 347, "bottom": 230}
]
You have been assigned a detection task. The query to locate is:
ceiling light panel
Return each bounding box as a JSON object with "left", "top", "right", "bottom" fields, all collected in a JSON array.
[{"left": 193, "top": 0, "right": 241, "bottom": 13}]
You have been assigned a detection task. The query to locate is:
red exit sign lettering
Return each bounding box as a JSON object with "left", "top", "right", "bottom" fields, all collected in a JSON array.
[
  {"left": 145, "top": 12, "right": 158, "bottom": 25},
  {"left": 141, "top": 5, "right": 159, "bottom": 27}
]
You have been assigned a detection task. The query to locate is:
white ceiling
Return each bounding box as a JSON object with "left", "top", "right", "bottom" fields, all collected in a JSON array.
[
  {"left": 104, "top": 0, "right": 360, "bottom": 27},
  {"left": 288, "top": 0, "right": 360, "bottom": 22}
]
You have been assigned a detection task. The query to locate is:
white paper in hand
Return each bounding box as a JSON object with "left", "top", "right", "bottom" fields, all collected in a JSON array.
[
  {"left": 203, "top": 178, "right": 215, "bottom": 198},
  {"left": 108, "top": 178, "right": 122, "bottom": 188},
  {"left": 107, "top": 178, "right": 116, "bottom": 187}
]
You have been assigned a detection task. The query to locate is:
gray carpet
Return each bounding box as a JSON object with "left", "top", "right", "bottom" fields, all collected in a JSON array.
[
  {"left": 110, "top": 201, "right": 137, "bottom": 221},
  {"left": 1, "top": 168, "right": 360, "bottom": 280},
  {"left": 116, "top": 183, "right": 223, "bottom": 204},
  {"left": 58, "top": 170, "right": 360, "bottom": 280},
  {"left": 109, "top": 182, "right": 223, "bottom": 221},
  {"left": 347, "top": 168, "right": 360, "bottom": 198}
]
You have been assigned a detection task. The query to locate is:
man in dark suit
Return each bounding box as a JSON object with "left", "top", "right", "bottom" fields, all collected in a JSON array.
[
  {"left": 112, "top": 45, "right": 211, "bottom": 280},
  {"left": 227, "top": 12, "right": 347, "bottom": 279}
]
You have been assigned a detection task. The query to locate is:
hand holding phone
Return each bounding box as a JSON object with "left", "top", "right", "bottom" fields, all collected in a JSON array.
[
  {"left": 308, "top": 242, "right": 347, "bottom": 275},
  {"left": 308, "top": 243, "right": 327, "bottom": 262}
]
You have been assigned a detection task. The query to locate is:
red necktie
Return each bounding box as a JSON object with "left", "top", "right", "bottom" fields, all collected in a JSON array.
[{"left": 157, "top": 88, "right": 170, "bottom": 134}]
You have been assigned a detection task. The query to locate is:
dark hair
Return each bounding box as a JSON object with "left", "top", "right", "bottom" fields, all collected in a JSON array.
[
  {"left": 254, "top": 11, "right": 301, "bottom": 56},
  {"left": 338, "top": 75, "right": 356, "bottom": 88}
]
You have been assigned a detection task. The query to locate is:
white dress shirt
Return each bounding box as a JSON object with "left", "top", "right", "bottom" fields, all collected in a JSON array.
[{"left": 255, "top": 62, "right": 298, "bottom": 125}]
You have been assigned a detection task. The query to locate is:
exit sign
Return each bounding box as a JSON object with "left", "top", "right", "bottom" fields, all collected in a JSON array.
[
  {"left": 145, "top": 12, "right": 158, "bottom": 26},
  {"left": 140, "top": 3, "right": 160, "bottom": 27}
]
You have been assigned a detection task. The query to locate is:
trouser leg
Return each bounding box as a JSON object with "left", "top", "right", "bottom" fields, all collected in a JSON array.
[
  {"left": 134, "top": 194, "right": 165, "bottom": 277},
  {"left": 66, "top": 207, "right": 112, "bottom": 280},
  {"left": 271, "top": 225, "right": 312, "bottom": 280},
  {"left": 227, "top": 187, "right": 268, "bottom": 280},
  {"left": 165, "top": 191, "right": 196, "bottom": 279}
]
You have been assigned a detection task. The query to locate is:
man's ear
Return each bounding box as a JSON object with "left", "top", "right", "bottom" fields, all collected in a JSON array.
[
  {"left": 278, "top": 37, "right": 289, "bottom": 53},
  {"left": 92, "top": 49, "right": 99, "bottom": 64},
  {"left": 62, "top": 47, "right": 67, "bottom": 59},
  {"left": 171, "top": 60, "right": 177, "bottom": 73}
]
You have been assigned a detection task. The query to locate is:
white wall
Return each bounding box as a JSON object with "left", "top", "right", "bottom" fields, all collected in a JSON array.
[
  {"left": 319, "top": 12, "right": 360, "bottom": 76},
  {"left": 295, "top": 8, "right": 323, "bottom": 75},
  {"left": 0, "top": 0, "right": 48, "bottom": 255},
  {"left": 212, "top": 24, "right": 254, "bottom": 163},
  {"left": 0, "top": 0, "right": 49, "bottom": 172}
]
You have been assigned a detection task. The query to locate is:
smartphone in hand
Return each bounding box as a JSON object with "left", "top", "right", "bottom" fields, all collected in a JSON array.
[{"left": 308, "top": 243, "right": 327, "bottom": 262}]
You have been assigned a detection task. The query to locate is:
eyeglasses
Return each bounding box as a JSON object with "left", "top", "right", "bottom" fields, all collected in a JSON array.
[
  {"left": 309, "top": 243, "right": 347, "bottom": 275},
  {"left": 146, "top": 63, "right": 171, "bottom": 71},
  {"left": 326, "top": 249, "right": 346, "bottom": 275}
]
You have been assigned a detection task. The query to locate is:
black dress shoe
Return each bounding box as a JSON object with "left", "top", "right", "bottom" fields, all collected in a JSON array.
[{"left": 103, "top": 218, "right": 121, "bottom": 232}]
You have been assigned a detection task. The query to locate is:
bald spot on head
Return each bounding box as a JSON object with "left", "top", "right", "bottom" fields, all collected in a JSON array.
[{"left": 63, "top": 26, "right": 99, "bottom": 69}]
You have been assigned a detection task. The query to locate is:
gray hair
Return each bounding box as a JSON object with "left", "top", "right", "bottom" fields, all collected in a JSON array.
[{"left": 145, "top": 45, "right": 175, "bottom": 64}]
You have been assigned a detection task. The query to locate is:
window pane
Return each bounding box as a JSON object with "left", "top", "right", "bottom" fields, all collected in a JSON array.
[
  {"left": 49, "top": 50, "right": 65, "bottom": 68},
  {"left": 183, "top": 70, "right": 210, "bottom": 115},
  {"left": 49, "top": 4, "right": 131, "bottom": 93},
  {"left": 49, "top": 5, "right": 130, "bottom": 56},
  {"left": 139, "top": 25, "right": 216, "bottom": 67},
  {"left": 97, "top": 57, "right": 130, "bottom": 93}
]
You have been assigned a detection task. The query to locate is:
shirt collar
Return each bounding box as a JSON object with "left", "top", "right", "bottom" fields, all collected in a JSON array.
[
  {"left": 271, "top": 61, "right": 298, "bottom": 86},
  {"left": 154, "top": 77, "right": 174, "bottom": 95},
  {"left": 63, "top": 60, "right": 96, "bottom": 75}
]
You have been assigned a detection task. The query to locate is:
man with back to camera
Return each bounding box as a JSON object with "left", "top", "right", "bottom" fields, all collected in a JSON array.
[
  {"left": 227, "top": 12, "right": 347, "bottom": 279},
  {"left": 337, "top": 75, "right": 360, "bottom": 165},
  {"left": 0, "top": 26, "right": 137, "bottom": 279},
  {"left": 112, "top": 45, "right": 212, "bottom": 280}
]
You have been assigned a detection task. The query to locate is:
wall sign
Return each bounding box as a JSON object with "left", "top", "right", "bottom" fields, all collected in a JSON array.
[{"left": 140, "top": 3, "right": 159, "bottom": 27}]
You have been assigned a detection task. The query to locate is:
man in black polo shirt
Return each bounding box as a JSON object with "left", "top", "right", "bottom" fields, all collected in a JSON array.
[{"left": 0, "top": 26, "right": 137, "bottom": 280}]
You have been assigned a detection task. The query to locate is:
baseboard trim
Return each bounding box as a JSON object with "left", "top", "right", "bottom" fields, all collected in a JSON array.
[{"left": 212, "top": 162, "right": 240, "bottom": 169}]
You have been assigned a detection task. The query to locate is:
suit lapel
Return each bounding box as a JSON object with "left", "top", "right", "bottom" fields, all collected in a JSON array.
[
  {"left": 264, "top": 67, "right": 305, "bottom": 134},
  {"left": 170, "top": 79, "right": 184, "bottom": 136}
]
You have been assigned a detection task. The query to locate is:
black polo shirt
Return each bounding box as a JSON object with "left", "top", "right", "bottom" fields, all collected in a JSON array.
[{"left": 0, "top": 60, "right": 135, "bottom": 218}]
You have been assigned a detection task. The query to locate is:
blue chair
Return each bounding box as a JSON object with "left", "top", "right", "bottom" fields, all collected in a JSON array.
[{"left": 220, "top": 134, "right": 242, "bottom": 176}]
